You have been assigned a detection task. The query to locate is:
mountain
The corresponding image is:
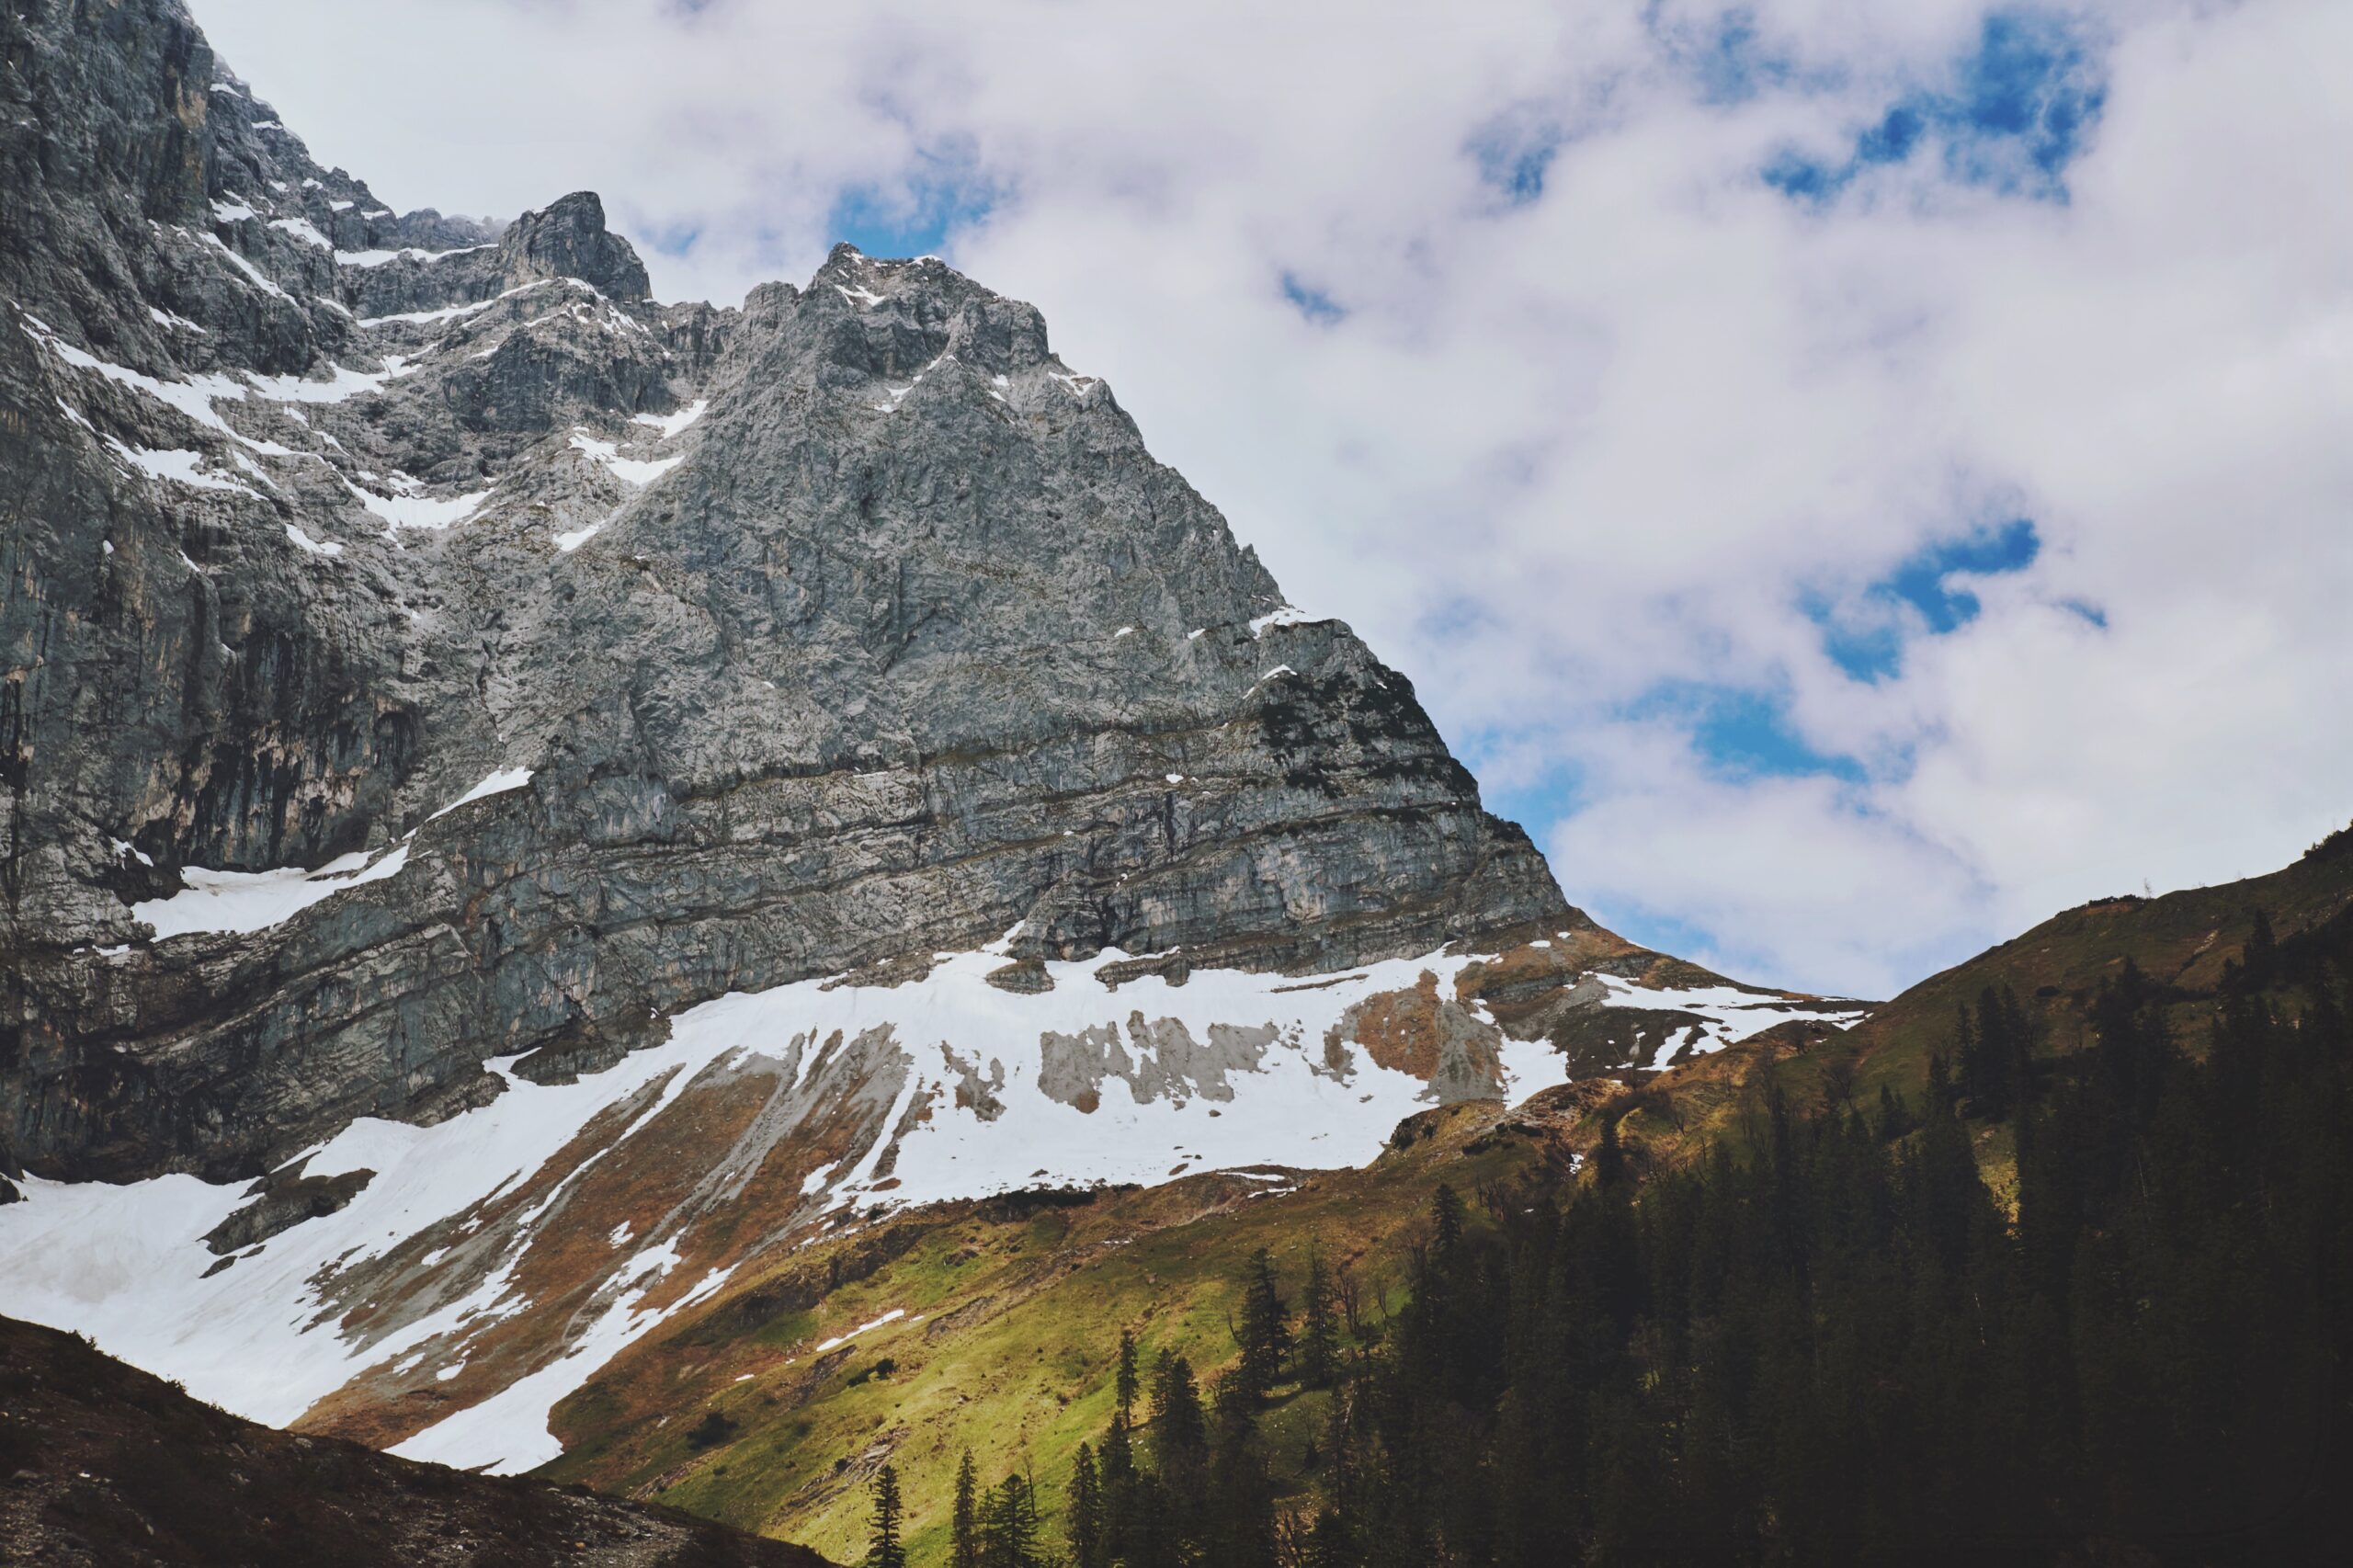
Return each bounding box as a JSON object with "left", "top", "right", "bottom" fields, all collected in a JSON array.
[
  {"left": 0, "top": 0, "right": 1859, "bottom": 1505},
  {"left": 0, "top": 1311, "right": 829, "bottom": 1567}
]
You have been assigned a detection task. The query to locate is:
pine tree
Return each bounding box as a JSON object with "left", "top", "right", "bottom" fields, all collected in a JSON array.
[
  {"left": 1115, "top": 1328, "right": 1140, "bottom": 1426},
  {"left": 1068, "top": 1441, "right": 1106, "bottom": 1568},
  {"left": 1299, "top": 1243, "right": 1340, "bottom": 1388},
  {"left": 863, "top": 1464, "right": 907, "bottom": 1568},
  {"left": 2244, "top": 904, "right": 2278, "bottom": 987},
  {"left": 1100, "top": 1406, "right": 1133, "bottom": 1483},
  {"left": 1953, "top": 998, "right": 1984, "bottom": 1108},
  {"left": 980, "top": 1471, "right": 1045, "bottom": 1568},
  {"left": 1432, "top": 1181, "right": 1466, "bottom": 1253},
  {"left": 1594, "top": 1113, "right": 1626, "bottom": 1188},
  {"left": 950, "top": 1449, "right": 980, "bottom": 1568},
  {"left": 1150, "top": 1350, "right": 1209, "bottom": 1504},
  {"left": 1237, "top": 1246, "right": 1290, "bottom": 1398}
]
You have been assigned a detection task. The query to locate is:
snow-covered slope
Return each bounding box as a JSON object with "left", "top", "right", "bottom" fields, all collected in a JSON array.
[{"left": 0, "top": 932, "right": 1858, "bottom": 1474}]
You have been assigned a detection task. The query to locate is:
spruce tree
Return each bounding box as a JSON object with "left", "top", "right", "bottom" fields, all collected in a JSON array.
[
  {"left": 1067, "top": 1441, "right": 1106, "bottom": 1568},
  {"left": 980, "top": 1471, "right": 1045, "bottom": 1568},
  {"left": 1237, "top": 1246, "right": 1290, "bottom": 1397},
  {"left": 1432, "top": 1181, "right": 1466, "bottom": 1252},
  {"left": 1150, "top": 1350, "right": 1209, "bottom": 1507},
  {"left": 1299, "top": 1243, "right": 1340, "bottom": 1388},
  {"left": 863, "top": 1464, "right": 907, "bottom": 1568},
  {"left": 950, "top": 1449, "right": 980, "bottom": 1568},
  {"left": 1115, "top": 1328, "right": 1140, "bottom": 1426},
  {"left": 1594, "top": 1112, "right": 1626, "bottom": 1188}
]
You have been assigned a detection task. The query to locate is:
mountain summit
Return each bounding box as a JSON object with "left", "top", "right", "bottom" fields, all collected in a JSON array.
[{"left": 0, "top": 0, "right": 1853, "bottom": 1479}]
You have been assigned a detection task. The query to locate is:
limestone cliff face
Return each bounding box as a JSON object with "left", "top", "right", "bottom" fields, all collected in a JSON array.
[{"left": 0, "top": 0, "right": 1572, "bottom": 1181}]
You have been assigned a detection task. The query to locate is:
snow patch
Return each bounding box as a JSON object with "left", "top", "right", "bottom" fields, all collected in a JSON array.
[
  {"left": 429, "top": 768, "right": 534, "bottom": 821},
  {"left": 103, "top": 438, "right": 260, "bottom": 497},
  {"left": 346, "top": 479, "right": 492, "bottom": 533},
  {"left": 132, "top": 846, "right": 408, "bottom": 939},
  {"left": 811, "top": 1308, "right": 905, "bottom": 1356},
  {"left": 335, "top": 244, "right": 493, "bottom": 268},
  {"left": 1249, "top": 606, "right": 1317, "bottom": 636},
  {"left": 569, "top": 430, "right": 684, "bottom": 485},
  {"left": 203, "top": 234, "right": 292, "bottom": 301},
  {"left": 631, "top": 400, "right": 708, "bottom": 439},
  {"left": 284, "top": 523, "right": 343, "bottom": 557},
  {"left": 268, "top": 217, "right": 330, "bottom": 249}
]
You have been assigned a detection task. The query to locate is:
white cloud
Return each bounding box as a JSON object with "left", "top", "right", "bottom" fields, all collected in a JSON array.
[{"left": 191, "top": 0, "right": 2353, "bottom": 995}]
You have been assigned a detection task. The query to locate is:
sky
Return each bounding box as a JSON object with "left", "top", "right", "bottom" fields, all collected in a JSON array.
[{"left": 189, "top": 0, "right": 2353, "bottom": 999}]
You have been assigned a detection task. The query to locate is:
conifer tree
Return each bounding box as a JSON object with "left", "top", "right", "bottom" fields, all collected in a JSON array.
[
  {"left": 2244, "top": 904, "right": 2278, "bottom": 987},
  {"left": 1431, "top": 1181, "right": 1466, "bottom": 1253},
  {"left": 1067, "top": 1441, "right": 1106, "bottom": 1568},
  {"left": 1150, "top": 1350, "right": 1209, "bottom": 1507},
  {"left": 1115, "top": 1328, "right": 1140, "bottom": 1426},
  {"left": 1237, "top": 1247, "right": 1290, "bottom": 1398},
  {"left": 863, "top": 1464, "right": 907, "bottom": 1568},
  {"left": 979, "top": 1471, "right": 1046, "bottom": 1568},
  {"left": 1298, "top": 1242, "right": 1340, "bottom": 1388},
  {"left": 1594, "top": 1112, "right": 1626, "bottom": 1188},
  {"left": 949, "top": 1449, "right": 980, "bottom": 1568}
]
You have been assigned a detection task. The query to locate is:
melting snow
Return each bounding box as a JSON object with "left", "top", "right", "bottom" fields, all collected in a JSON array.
[
  {"left": 132, "top": 846, "right": 409, "bottom": 939},
  {"left": 812, "top": 1308, "right": 905, "bottom": 1356},
  {"left": 0, "top": 935, "right": 1832, "bottom": 1476},
  {"left": 203, "top": 234, "right": 292, "bottom": 301},
  {"left": 569, "top": 430, "right": 683, "bottom": 485},
  {"left": 1249, "top": 606, "right": 1316, "bottom": 636},
  {"left": 267, "top": 217, "right": 330, "bottom": 249},
  {"left": 103, "top": 438, "right": 260, "bottom": 497},
  {"left": 1589, "top": 974, "right": 1870, "bottom": 1057},
  {"left": 347, "top": 479, "right": 493, "bottom": 533},
  {"left": 284, "top": 523, "right": 343, "bottom": 557},
  {"left": 358, "top": 298, "right": 496, "bottom": 328},
  {"left": 631, "top": 400, "right": 708, "bottom": 439},
  {"left": 245, "top": 358, "right": 412, "bottom": 403},
  {"left": 335, "top": 244, "right": 492, "bottom": 268},
  {"left": 429, "top": 767, "right": 534, "bottom": 820}
]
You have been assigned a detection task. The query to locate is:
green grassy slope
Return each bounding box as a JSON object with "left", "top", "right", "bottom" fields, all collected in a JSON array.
[{"left": 540, "top": 1089, "right": 1607, "bottom": 1564}]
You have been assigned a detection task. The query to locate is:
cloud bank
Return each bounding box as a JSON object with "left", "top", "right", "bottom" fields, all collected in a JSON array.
[{"left": 190, "top": 0, "right": 2353, "bottom": 996}]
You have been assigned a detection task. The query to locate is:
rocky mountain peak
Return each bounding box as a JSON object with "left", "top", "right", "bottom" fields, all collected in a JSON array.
[{"left": 498, "top": 190, "right": 652, "bottom": 301}]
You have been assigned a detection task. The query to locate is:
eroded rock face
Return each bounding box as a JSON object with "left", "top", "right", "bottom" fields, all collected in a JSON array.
[{"left": 0, "top": 0, "right": 1572, "bottom": 1182}]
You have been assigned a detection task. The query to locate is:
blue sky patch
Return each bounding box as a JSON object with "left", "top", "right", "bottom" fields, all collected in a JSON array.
[
  {"left": 828, "top": 160, "right": 997, "bottom": 258},
  {"left": 1765, "top": 8, "right": 2105, "bottom": 204},
  {"left": 1811, "top": 517, "right": 2040, "bottom": 681},
  {"left": 1467, "top": 110, "right": 1563, "bottom": 206},
  {"left": 1649, "top": 5, "right": 1800, "bottom": 106},
  {"left": 1633, "top": 681, "right": 1865, "bottom": 783},
  {"left": 1279, "top": 271, "right": 1347, "bottom": 324}
]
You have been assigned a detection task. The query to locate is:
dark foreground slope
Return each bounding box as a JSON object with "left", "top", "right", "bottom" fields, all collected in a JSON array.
[{"left": 0, "top": 1312, "right": 830, "bottom": 1568}]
